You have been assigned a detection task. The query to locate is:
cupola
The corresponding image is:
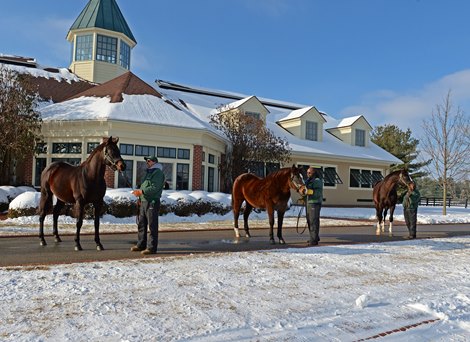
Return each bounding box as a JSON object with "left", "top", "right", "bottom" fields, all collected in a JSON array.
[{"left": 66, "top": 0, "right": 136, "bottom": 84}]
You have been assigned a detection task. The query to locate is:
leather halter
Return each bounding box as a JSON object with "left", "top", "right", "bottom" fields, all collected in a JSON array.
[
  {"left": 290, "top": 172, "right": 306, "bottom": 194},
  {"left": 103, "top": 146, "right": 122, "bottom": 171}
]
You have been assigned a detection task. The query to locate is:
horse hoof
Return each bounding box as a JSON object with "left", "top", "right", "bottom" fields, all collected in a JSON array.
[
  {"left": 269, "top": 239, "right": 275, "bottom": 245},
  {"left": 55, "top": 237, "right": 62, "bottom": 243},
  {"left": 96, "top": 244, "right": 104, "bottom": 251},
  {"left": 75, "top": 245, "right": 83, "bottom": 251},
  {"left": 40, "top": 240, "right": 47, "bottom": 246},
  {"left": 246, "top": 232, "right": 251, "bottom": 238},
  {"left": 279, "top": 239, "right": 286, "bottom": 245}
]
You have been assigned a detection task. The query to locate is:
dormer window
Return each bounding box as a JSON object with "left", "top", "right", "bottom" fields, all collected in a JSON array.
[
  {"left": 96, "top": 34, "right": 117, "bottom": 64},
  {"left": 306, "top": 121, "right": 318, "bottom": 141},
  {"left": 75, "top": 35, "right": 93, "bottom": 61},
  {"left": 246, "top": 111, "right": 260, "bottom": 120},
  {"left": 355, "top": 129, "right": 365, "bottom": 146}
]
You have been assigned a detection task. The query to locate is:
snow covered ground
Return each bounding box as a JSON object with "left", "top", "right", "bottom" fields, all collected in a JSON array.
[{"left": 0, "top": 187, "right": 469, "bottom": 341}]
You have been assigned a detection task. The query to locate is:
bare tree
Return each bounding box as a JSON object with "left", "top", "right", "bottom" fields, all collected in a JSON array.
[
  {"left": 0, "top": 65, "right": 42, "bottom": 185},
  {"left": 421, "top": 90, "right": 470, "bottom": 214},
  {"left": 210, "top": 109, "right": 291, "bottom": 192}
]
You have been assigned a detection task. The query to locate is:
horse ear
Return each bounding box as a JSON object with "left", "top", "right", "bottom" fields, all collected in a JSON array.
[{"left": 113, "top": 137, "right": 119, "bottom": 144}]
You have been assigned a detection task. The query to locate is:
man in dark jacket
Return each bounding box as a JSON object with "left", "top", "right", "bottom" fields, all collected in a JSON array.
[
  {"left": 131, "top": 156, "right": 165, "bottom": 254},
  {"left": 305, "top": 167, "right": 323, "bottom": 246},
  {"left": 400, "top": 181, "right": 421, "bottom": 239}
]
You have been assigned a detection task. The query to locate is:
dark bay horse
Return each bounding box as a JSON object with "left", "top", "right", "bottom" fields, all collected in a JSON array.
[
  {"left": 232, "top": 165, "right": 307, "bottom": 244},
  {"left": 373, "top": 169, "right": 413, "bottom": 236},
  {"left": 38, "top": 137, "right": 125, "bottom": 251}
]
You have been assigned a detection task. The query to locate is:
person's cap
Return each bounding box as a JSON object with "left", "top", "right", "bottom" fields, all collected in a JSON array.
[{"left": 144, "top": 156, "right": 158, "bottom": 162}]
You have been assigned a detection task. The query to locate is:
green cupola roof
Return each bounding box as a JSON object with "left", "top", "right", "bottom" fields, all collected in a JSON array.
[{"left": 69, "top": 0, "right": 136, "bottom": 44}]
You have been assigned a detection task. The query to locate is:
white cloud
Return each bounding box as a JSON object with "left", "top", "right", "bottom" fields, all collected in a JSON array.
[{"left": 341, "top": 69, "right": 470, "bottom": 139}]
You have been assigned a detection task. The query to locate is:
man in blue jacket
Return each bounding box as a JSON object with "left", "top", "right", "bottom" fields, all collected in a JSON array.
[
  {"left": 131, "top": 156, "right": 165, "bottom": 255},
  {"left": 305, "top": 167, "right": 323, "bottom": 246}
]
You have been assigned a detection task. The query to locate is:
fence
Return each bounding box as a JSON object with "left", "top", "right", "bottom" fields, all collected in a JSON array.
[{"left": 419, "top": 197, "right": 468, "bottom": 208}]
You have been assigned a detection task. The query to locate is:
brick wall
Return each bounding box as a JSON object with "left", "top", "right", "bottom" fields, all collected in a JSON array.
[
  {"left": 104, "top": 168, "right": 115, "bottom": 188},
  {"left": 192, "top": 145, "right": 203, "bottom": 190}
]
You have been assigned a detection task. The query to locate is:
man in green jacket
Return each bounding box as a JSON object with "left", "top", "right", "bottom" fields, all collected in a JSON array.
[
  {"left": 305, "top": 167, "right": 323, "bottom": 246},
  {"left": 131, "top": 156, "right": 165, "bottom": 255},
  {"left": 401, "top": 181, "right": 421, "bottom": 239}
]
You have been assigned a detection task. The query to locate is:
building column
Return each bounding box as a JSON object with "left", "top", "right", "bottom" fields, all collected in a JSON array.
[{"left": 192, "top": 145, "right": 203, "bottom": 190}]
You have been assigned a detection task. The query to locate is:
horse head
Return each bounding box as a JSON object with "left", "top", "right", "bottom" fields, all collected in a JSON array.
[
  {"left": 103, "top": 136, "right": 126, "bottom": 172},
  {"left": 397, "top": 169, "right": 413, "bottom": 187},
  {"left": 289, "top": 164, "right": 307, "bottom": 196}
]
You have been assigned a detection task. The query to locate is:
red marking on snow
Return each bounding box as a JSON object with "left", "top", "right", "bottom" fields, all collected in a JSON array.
[{"left": 354, "top": 318, "right": 440, "bottom": 341}]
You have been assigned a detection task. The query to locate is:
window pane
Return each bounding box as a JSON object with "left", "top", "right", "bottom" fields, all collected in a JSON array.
[
  {"left": 306, "top": 121, "right": 318, "bottom": 141},
  {"left": 96, "top": 34, "right": 117, "bottom": 64},
  {"left": 35, "top": 158, "right": 47, "bottom": 186},
  {"left": 87, "top": 142, "right": 100, "bottom": 154},
  {"left": 208, "top": 167, "right": 215, "bottom": 192},
  {"left": 355, "top": 129, "right": 365, "bottom": 146},
  {"left": 361, "top": 170, "right": 372, "bottom": 188},
  {"left": 117, "top": 160, "right": 133, "bottom": 187},
  {"left": 177, "top": 148, "right": 190, "bottom": 160},
  {"left": 75, "top": 35, "right": 93, "bottom": 61},
  {"left": 120, "top": 41, "right": 130, "bottom": 69},
  {"left": 350, "top": 169, "right": 361, "bottom": 187},
  {"left": 176, "top": 163, "right": 190, "bottom": 190}
]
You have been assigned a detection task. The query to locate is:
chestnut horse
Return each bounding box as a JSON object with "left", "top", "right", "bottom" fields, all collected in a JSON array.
[
  {"left": 373, "top": 169, "right": 413, "bottom": 236},
  {"left": 38, "top": 137, "right": 125, "bottom": 251},
  {"left": 232, "top": 165, "right": 307, "bottom": 244}
]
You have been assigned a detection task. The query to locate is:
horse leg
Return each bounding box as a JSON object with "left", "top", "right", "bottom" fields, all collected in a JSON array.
[
  {"left": 52, "top": 200, "right": 65, "bottom": 243},
  {"left": 277, "top": 210, "right": 286, "bottom": 244},
  {"left": 267, "top": 207, "right": 275, "bottom": 245},
  {"left": 243, "top": 203, "right": 253, "bottom": 238},
  {"left": 232, "top": 199, "right": 243, "bottom": 238},
  {"left": 375, "top": 207, "right": 382, "bottom": 236},
  {"left": 388, "top": 205, "right": 395, "bottom": 236},
  {"left": 74, "top": 200, "right": 85, "bottom": 251},
  {"left": 94, "top": 201, "right": 104, "bottom": 250},
  {"left": 382, "top": 208, "right": 388, "bottom": 233},
  {"left": 38, "top": 190, "right": 53, "bottom": 246},
  {"left": 93, "top": 201, "right": 104, "bottom": 251}
]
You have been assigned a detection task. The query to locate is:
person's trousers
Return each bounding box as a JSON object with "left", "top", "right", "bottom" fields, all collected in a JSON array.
[
  {"left": 137, "top": 199, "right": 160, "bottom": 251},
  {"left": 307, "top": 203, "right": 322, "bottom": 243},
  {"left": 404, "top": 208, "right": 417, "bottom": 237}
]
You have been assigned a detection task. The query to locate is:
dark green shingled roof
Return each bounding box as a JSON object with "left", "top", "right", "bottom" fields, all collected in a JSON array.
[{"left": 69, "top": 0, "right": 136, "bottom": 44}]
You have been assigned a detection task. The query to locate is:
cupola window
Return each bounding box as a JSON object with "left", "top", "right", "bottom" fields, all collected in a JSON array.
[
  {"left": 96, "top": 34, "right": 117, "bottom": 64},
  {"left": 120, "top": 41, "right": 131, "bottom": 69},
  {"left": 75, "top": 34, "right": 93, "bottom": 61}
]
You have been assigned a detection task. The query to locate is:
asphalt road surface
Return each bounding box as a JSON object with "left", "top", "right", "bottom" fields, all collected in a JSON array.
[{"left": 0, "top": 223, "right": 469, "bottom": 267}]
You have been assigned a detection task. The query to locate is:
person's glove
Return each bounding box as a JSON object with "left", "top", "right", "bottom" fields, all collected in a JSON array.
[
  {"left": 306, "top": 189, "right": 314, "bottom": 195},
  {"left": 132, "top": 189, "right": 143, "bottom": 197}
]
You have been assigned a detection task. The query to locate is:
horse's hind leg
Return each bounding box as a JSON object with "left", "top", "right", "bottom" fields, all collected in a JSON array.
[
  {"left": 277, "top": 210, "right": 286, "bottom": 244},
  {"left": 52, "top": 200, "right": 65, "bottom": 243},
  {"left": 94, "top": 201, "right": 104, "bottom": 251},
  {"left": 38, "top": 190, "right": 53, "bottom": 246},
  {"left": 267, "top": 207, "right": 276, "bottom": 245},
  {"left": 232, "top": 198, "right": 243, "bottom": 238},
  {"left": 243, "top": 203, "right": 253, "bottom": 238}
]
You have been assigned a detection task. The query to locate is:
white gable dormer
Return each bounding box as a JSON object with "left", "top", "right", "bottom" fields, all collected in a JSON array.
[
  {"left": 218, "top": 96, "right": 269, "bottom": 124},
  {"left": 326, "top": 115, "right": 372, "bottom": 147},
  {"left": 277, "top": 106, "right": 326, "bottom": 141}
]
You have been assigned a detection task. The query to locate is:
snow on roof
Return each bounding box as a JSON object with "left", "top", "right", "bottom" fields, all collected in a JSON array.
[
  {"left": 278, "top": 106, "right": 318, "bottom": 122},
  {"left": 40, "top": 94, "right": 219, "bottom": 134},
  {"left": 157, "top": 83, "right": 401, "bottom": 164},
  {"left": 0, "top": 58, "right": 81, "bottom": 84}
]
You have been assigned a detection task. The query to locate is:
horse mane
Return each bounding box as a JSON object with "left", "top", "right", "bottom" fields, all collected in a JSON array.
[
  {"left": 83, "top": 141, "right": 106, "bottom": 165},
  {"left": 264, "top": 167, "right": 290, "bottom": 180},
  {"left": 383, "top": 169, "right": 406, "bottom": 181}
]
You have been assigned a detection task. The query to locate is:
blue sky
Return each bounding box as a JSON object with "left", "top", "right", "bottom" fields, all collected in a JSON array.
[{"left": 1, "top": 0, "right": 469, "bottom": 139}]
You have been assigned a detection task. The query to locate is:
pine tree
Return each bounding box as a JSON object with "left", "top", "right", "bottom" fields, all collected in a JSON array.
[{"left": 371, "top": 124, "right": 429, "bottom": 178}]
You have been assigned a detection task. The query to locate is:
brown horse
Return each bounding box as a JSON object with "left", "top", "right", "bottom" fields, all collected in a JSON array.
[
  {"left": 373, "top": 169, "right": 413, "bottom": 236},
  {"left": 232, "top": 165, "right": 307, "bottom": 244},
  {"left": 38, "top": 137, "right": 125, "bottom": 251}
]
